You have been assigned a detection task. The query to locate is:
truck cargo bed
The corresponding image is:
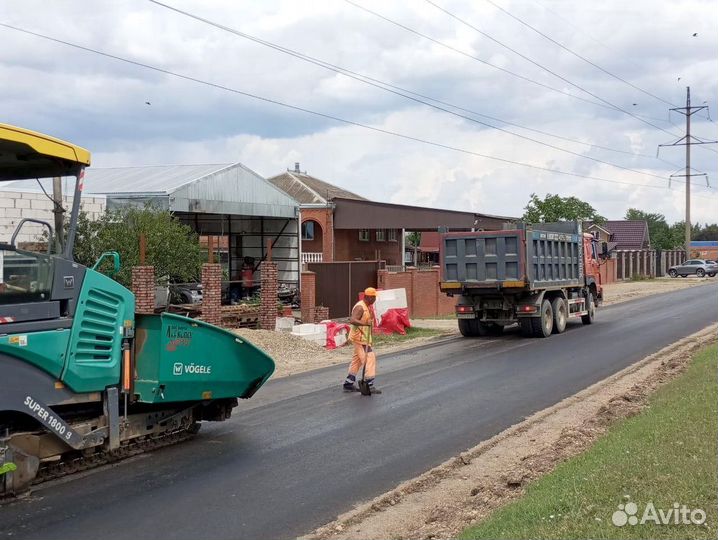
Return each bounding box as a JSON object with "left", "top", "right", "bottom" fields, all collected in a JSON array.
[{"left": 441, "top": 222, "right": 585, "bottom": 290}]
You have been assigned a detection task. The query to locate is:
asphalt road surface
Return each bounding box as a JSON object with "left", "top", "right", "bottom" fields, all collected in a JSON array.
[{"left": 2, "top": 283, "right": 716, "bottom": 540}]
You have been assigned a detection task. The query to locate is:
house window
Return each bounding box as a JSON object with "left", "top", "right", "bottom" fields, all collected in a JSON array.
[
  {"left": 301, "top": 221, "right": 315, "bottom": 241},
  {"left": 388, "top": 229, "right": 397, "bottom": 242},
  {"left": 359, "top": 229, "right": 369, "bottom": 242},
  {"left": 376, "top": 229, "right": 386, "bottom": 242}
]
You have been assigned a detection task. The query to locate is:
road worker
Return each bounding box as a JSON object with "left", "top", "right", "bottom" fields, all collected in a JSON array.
[{"left": 343, "top": 287, "right": 381, "bottom": 393}]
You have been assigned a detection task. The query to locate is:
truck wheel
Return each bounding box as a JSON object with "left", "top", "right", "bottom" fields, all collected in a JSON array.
[
  {"left": 551, "top": 298, "right": 567, "bottom": 334},
  {"left": 668, "top": 269, "right": 677, "bottom": 278},
  {"left": 530, "top": 300, "right": 553, "bottom": 338},
  {"left": 696, "top": 268, "right": 705, "bottom": 277},
  {"left": 581, "top": 293, "right": 595, "bottom": 325},
  {"left": 458, "top": 318, "right": 476, "bottom": 337}
]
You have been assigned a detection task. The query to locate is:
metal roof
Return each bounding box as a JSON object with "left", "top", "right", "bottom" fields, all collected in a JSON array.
[
  {"left": 266, "top": 170, "right": 367, "bottom": 205},
  {"left": 3, "top": 163, "right": 299, "bottom": 219},
  {"left": 332, "top": 198, "right": 514, "bottom": 230}
]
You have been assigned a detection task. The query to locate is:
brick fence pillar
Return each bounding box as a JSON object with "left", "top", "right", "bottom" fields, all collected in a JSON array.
[
  {"left": 314, "top": 306, "right": 329, "bottom": 323},
  {"left": 377, "top": 268, "right": 388, "bottom": 289},
  {"left": 300, "top": 271, "right": 316, "bottom": 323},
  {"left": 131, "top": 266, "right": 155, "bottom": 314},
  {"left": 259, "top": 261, "right": 278, "bottom": 330},
  {"left": 201, "top": 263, "right": 222, "bottom": 326}
]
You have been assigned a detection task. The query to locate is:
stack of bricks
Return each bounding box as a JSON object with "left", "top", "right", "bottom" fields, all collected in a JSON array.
[
  {"left": 131, "top": 266, "right": 155, "bottom": 314},
  {"left": 259, "top": 261, "right": 278, "bottom": 330},
  {"left": 300, "top": 271, "right": 316, "bottom": 323},
  {"left": 201, "top": 263, "right": 222, "bottom": 327},
  {"left": 314, "top": 306, "right": 329, "bottom": 323}
]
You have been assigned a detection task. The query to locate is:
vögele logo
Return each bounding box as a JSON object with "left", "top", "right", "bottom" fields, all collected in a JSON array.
[{"left": 611, "top": 499, "right": 706, "bottom": 527}]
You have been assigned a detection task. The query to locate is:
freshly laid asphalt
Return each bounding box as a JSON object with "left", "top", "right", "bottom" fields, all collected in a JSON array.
[{"left": 1, "top": 283, "right": 716, "bottom": 540}]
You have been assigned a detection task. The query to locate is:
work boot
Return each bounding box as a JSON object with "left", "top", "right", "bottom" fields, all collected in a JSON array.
[
  {"left": 366, "top": 378, "right": 382, "bottom": 394},
  {"left": 343, "top": 373, "right": 357, "bottom": 392}
]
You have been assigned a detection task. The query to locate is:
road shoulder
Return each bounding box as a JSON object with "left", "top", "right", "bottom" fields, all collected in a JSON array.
[{"left": 303, "top": 323, "right": 717, "bottom": 540}]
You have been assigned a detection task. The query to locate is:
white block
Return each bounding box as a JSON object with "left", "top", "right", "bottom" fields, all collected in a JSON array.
[
  {"left": 374, "top": 288, "right": 408, "bottom": 323},
  {"left": 292, "top": 323, "right": 317, "bottom": 335},
  {"left": 275, "top": 317, "right": 295, "bottom": 332}
]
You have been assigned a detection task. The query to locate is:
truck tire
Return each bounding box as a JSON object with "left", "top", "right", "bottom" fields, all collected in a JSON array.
[
  {"left": 551, "top": 298, "right": 567, "bottom": 334},
  {"left": 458, "top": 318, "right": 476, "bottom": 337},
  {"left": 530, "top": 300, "right": 553, "bottom": 338},
  {"left": 581, "top": 293, "right": 595, "bottom": 325}
]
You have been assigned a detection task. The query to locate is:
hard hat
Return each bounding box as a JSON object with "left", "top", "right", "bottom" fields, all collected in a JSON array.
[{"left": 364, "top": 287, "right": 377, "bottom": 297}]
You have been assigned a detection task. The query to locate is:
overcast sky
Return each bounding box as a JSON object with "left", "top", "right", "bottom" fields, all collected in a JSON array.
[{"left": 2, "top": 0, "right": 716, "bottom": 222}]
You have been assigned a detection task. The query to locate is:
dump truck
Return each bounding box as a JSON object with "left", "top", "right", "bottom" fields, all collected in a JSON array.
[
  {"left": 439, "top": 222, "right": 605, "bottom": 338},
  {"left": 0, "top": 124, "right": 275, "bottom": 495}
]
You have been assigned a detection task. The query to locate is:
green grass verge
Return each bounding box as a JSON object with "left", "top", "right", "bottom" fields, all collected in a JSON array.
[
  {"left": 461, "top": 343, "right": 717, "bottom": 540},
  {"left": 372, "top": 326, "right": 445, "bottom": 345}
]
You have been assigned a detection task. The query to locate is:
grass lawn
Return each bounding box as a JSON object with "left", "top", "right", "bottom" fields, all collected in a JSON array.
[
  {"left": 461, "top": 343, "right": 717, "bottom": 540},
  {"left": 372, "top": 326, "right": 445, "bottom": 345}
]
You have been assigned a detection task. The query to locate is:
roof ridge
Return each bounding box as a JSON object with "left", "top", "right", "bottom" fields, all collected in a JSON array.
[{"left": 286, "top": 171, "right": 326, "bottom": 204}]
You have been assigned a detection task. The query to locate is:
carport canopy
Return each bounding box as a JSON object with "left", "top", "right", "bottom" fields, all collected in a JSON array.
[{"left": 331, "top": 198, "right": 513, "bottom": 231}]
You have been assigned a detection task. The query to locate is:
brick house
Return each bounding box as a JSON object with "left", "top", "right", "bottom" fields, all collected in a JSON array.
[
  {"left": 268, "top": 164, "right": 511, "bottom": 266},
  {"left": 585, "top": 220, "right": 650, "bottom": 251}
]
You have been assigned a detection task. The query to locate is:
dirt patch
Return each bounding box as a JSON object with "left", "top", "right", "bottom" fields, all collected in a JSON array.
[
  {"left": 233, "top": 328, "right": 456, "bottom": 379},
  {"left": 303, "top": 324, "right": 717, "bottom": 540},
  {"left": 232, "top": 329, "right": 341, "bottom": 378},
  {"left": 237, "top": 278, "right": 711, "bottom": 380},
  {"left": 602, "top": 277, "right": 709, "bottom": 306}
]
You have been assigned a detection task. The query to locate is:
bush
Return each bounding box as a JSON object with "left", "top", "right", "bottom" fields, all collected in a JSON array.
[{"left": 72, "top": 206, "right": 203, "bottom": 288}]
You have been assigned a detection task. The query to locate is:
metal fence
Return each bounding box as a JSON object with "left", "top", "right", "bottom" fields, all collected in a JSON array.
[
  {"left": 614, "top": 249, "right": 685, "bottom": 279},
  {"left": 307, "top": 260, "right": 381, "bottom": 318}
]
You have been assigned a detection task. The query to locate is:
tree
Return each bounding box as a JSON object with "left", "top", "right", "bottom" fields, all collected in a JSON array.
[
  {"left": 693, "top": 223, "right": 718, "bottom": 241},
  {"left": 522, "top": 193, "right": 605, "bottom": 224},
  {"left": 406, "top": 232, "right": 421, "bottom": 266},
  {"left": 72, "top": 206, "right": 203, "bottom": 288}
]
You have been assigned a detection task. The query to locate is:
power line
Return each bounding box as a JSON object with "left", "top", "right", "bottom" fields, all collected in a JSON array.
[
  {"left": 2, "top": 22, "right": 715, "bottom": 199},
  {"left": 147, "top": 0, "right": 687, "bottom": 185},
  {"left": 423, "top": 0, "right": 687, "bottom": 138},
  {"left": 425, "top": 0, "right": 718, "bottom": 157},
  {"left": 342, "top": 0, "right": 615, "bottom": 113},
  {"left": 484, "top": 0, "right": 676, "bottom": 107}
]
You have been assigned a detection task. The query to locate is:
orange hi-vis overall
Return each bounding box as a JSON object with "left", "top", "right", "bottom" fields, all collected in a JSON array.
[{"left": 347, "top": 300, "right": 376, "bottom": 380}]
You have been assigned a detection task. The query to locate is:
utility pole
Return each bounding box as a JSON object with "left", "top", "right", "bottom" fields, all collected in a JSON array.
[
  {"left": 52, "top": 176, "right": 65, "bottom": 253},
  {"left": 658, "top": 86, "right": 717, "bottom": 257}
]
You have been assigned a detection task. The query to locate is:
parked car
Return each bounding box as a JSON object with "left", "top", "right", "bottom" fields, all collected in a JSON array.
[
  {"left": 667, "top": 259, "right": 718, "bottom": 278},
  {"left": 169, "top": 282, "right": 204, "bottom": 304}
]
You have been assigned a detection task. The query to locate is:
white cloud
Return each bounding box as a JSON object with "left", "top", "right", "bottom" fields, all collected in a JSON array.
[{"left": 1, "top": 0, "right": 716, "bottom": 224}]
